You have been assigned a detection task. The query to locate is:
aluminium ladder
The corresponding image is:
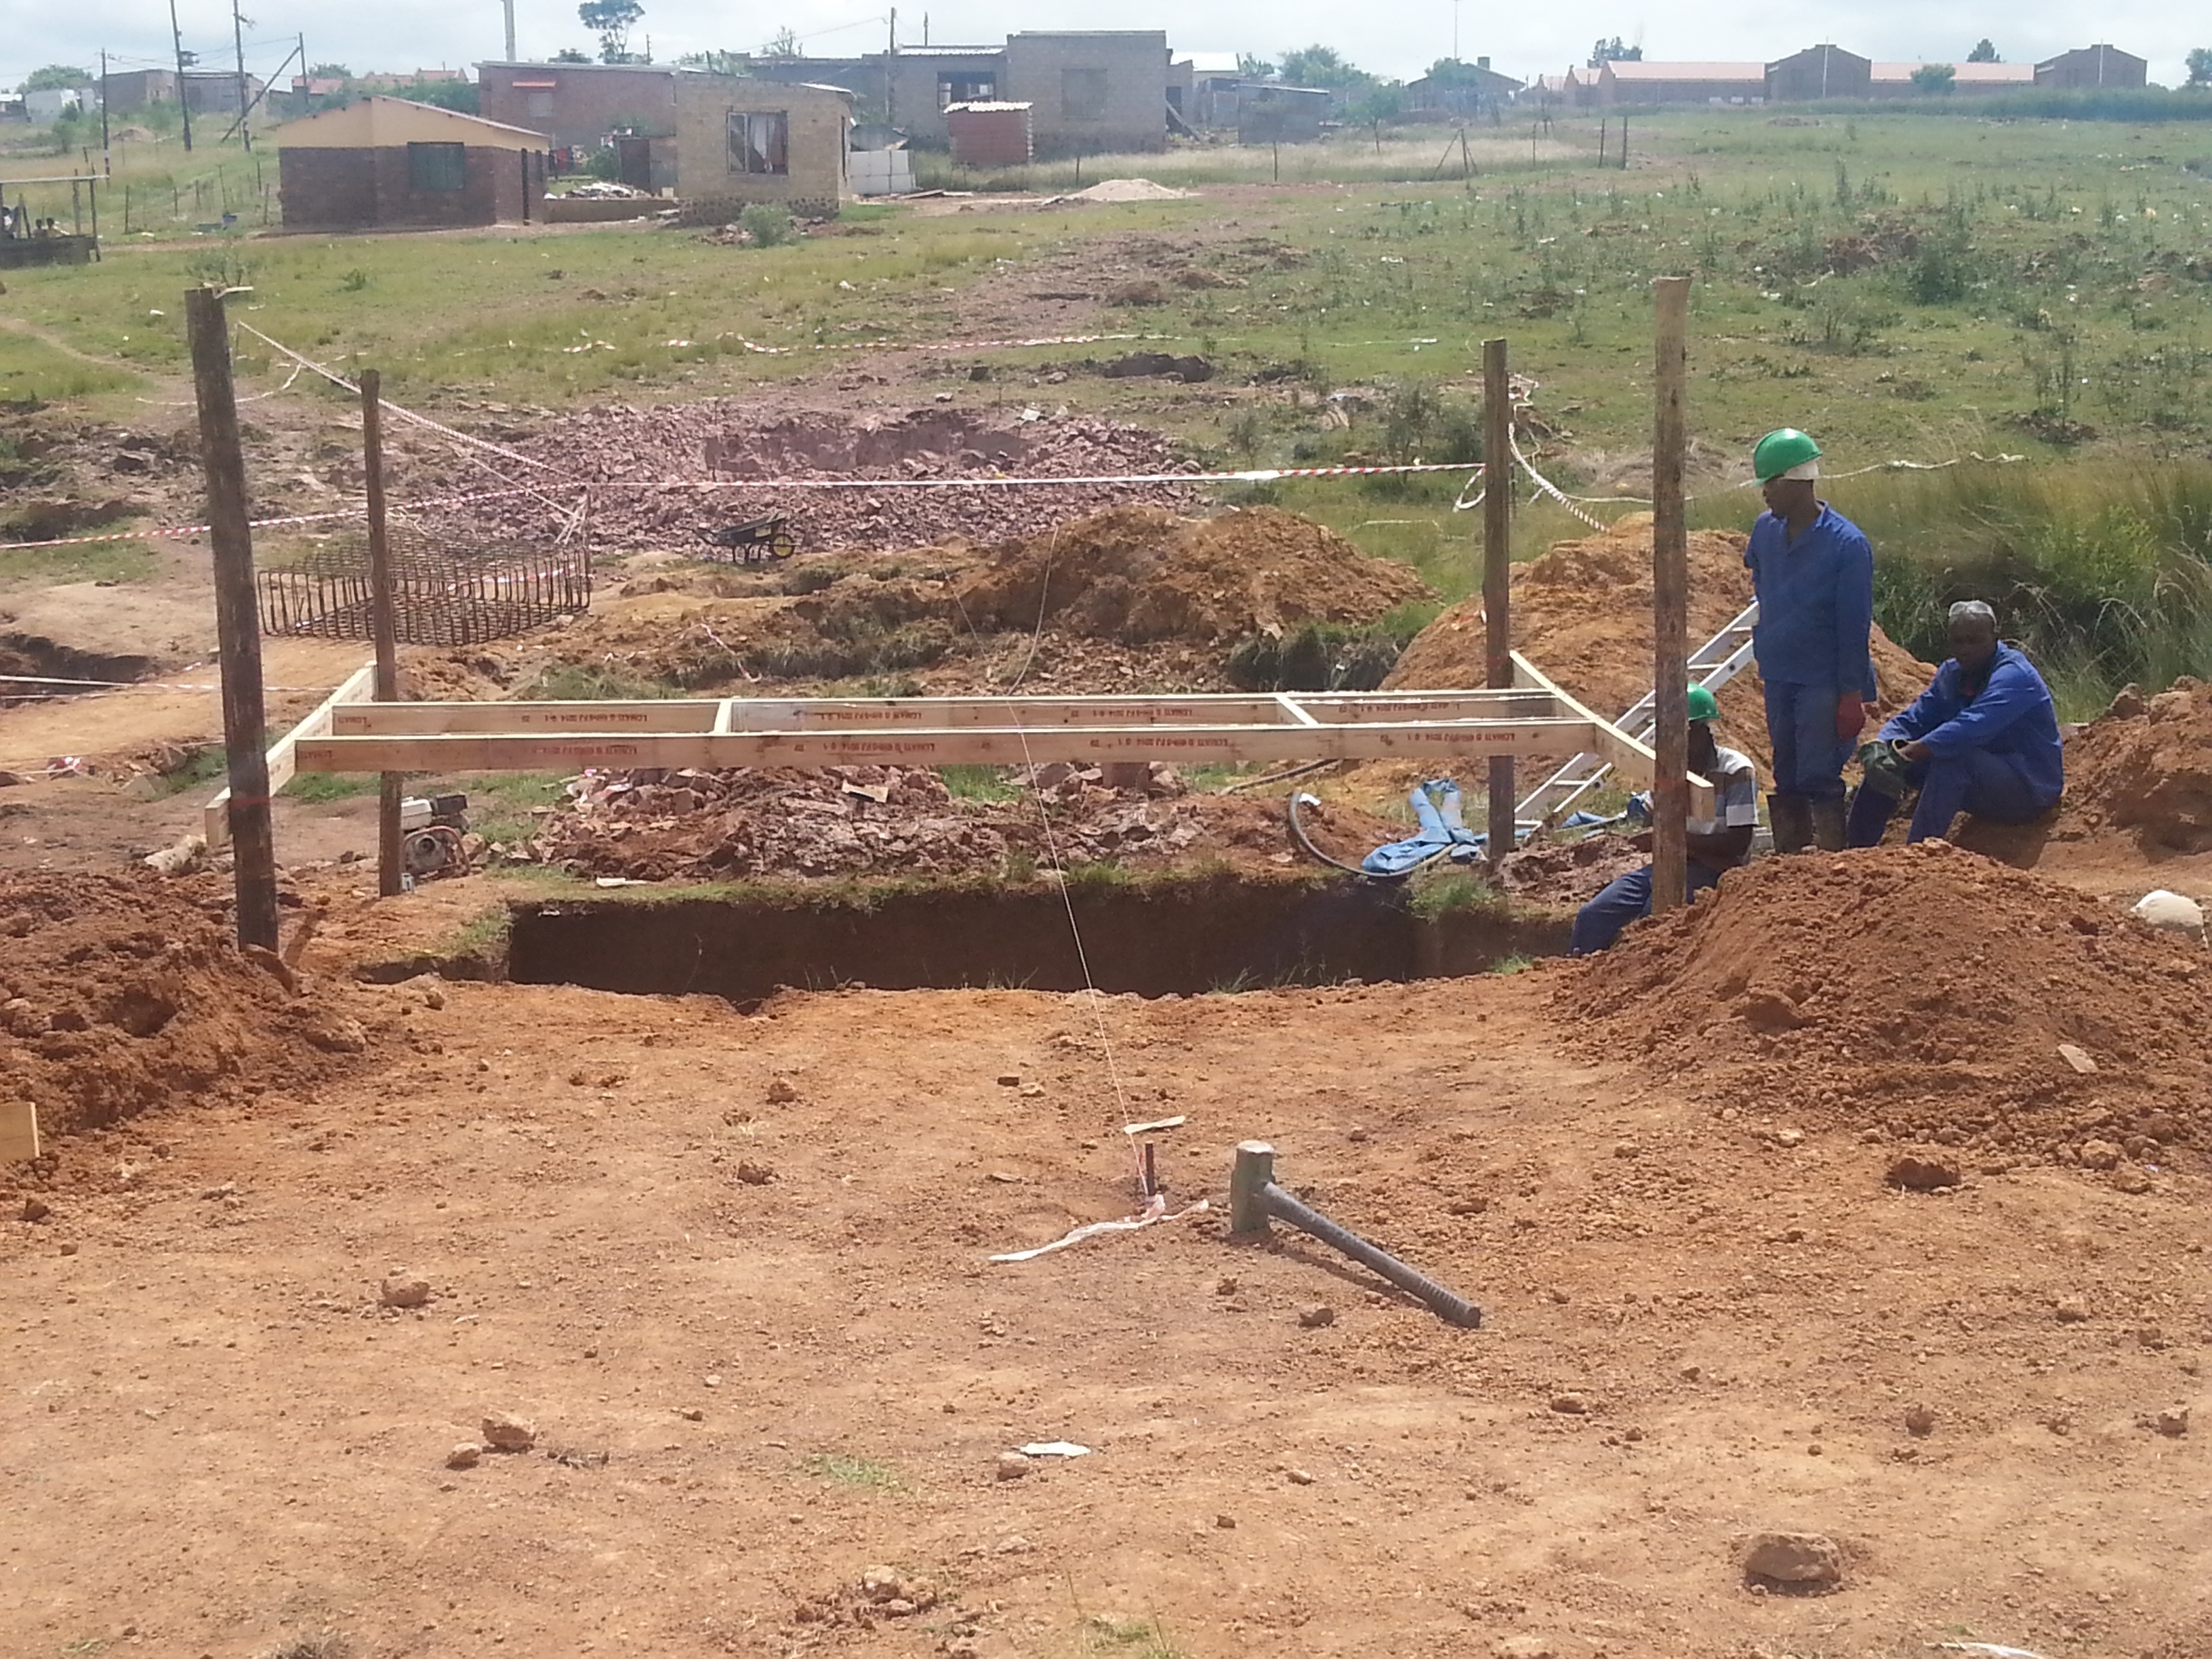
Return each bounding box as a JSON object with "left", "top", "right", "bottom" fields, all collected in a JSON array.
[{"left": 1514, "top": 600, "right": 1760, "bottom": 829}]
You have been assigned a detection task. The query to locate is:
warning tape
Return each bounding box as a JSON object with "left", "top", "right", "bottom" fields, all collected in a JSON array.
[
  {"left": 735, "top": 330, "right": 1163, "bottom": 356},
  {"left": 0, "top": 672, "right": 346, "bottom": 692}
]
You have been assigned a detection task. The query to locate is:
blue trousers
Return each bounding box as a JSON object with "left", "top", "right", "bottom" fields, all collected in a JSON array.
[
  {"left": 1846, "top": 746, "right": 2056, "bottom": 846},
  {"left": 1763, "top": 679, "right": 1853, "bottom": 802},
  {"left": 1571, "top": 861, "right": 1724, "bottom": 956}
]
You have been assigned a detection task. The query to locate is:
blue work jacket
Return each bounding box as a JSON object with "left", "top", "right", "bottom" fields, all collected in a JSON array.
[
  {"left": 1745, "top": 504, "right": 1877, "bottom": 696},
  {"left": 1880, "top": 643, "right": 2065, "bottom": 805}
]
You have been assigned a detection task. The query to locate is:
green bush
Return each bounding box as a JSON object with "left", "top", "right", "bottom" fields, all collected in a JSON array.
[{"left": 741, "top": 204, "right": 796, "bottom": 248}]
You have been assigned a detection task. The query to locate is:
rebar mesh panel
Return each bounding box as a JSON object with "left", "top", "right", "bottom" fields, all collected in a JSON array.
[{"left": 258, "top": 529, "right": 592, "bottom": 647}]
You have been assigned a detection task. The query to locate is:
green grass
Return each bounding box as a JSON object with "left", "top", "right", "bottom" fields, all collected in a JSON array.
[
  {"left": 1070, "top": 1616, "right": 1193, "bottom": 1659},
  {"left": 800, "top": 1452, "right": 899, "bottom": 1489},
  {"left": 1406, "top": 866, "right": 1510, "bottom": 920},
  {"left": 0, "top": 330, "right": 148, "bottom": 404},
  {"left": 450, "top": 772, "right": 570, "bottom": 845},
  {"left": 1487, "top": 953, "right": 1536, "bottom": 975},
  {"left": 939, "top": 764, "right": 1018, "bottom": 802},
  {"left": 436, "top": 905, "right": 514, "bottom": 962},
  {"left": 281, "top": 771, "right": 378, "bottom": 804}
]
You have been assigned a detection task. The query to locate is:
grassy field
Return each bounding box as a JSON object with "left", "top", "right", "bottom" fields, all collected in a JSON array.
[{"left": 5, "top": 106, "right": 2212, "bottom": 699}]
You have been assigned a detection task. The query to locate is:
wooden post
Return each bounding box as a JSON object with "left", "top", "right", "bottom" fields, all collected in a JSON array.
[
  {"left": 186, "top": 285, "right": 279, "bottom": 951},
  {"left": 1482, "top": 337, "right": 1515, "bottom": 861},
  {"left": 1650, "top": 276, "right": 1692, "bottom": 914},
  {"left": 361, "top": 369, "right": 404, "bottom": 898},
  {"left": 1229, "top": 1141, "right": 1276, "bottom": 1235}
]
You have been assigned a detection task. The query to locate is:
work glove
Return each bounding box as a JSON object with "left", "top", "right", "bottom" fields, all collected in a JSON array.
[
  {"left": 1835, "top": 691, "right": 1866, "bottom": 741},
  {"left": 1856, "top": 738, "right": 1910, "bottom": 799}
]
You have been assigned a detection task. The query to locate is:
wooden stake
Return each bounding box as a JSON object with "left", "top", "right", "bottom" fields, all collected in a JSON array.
[
  {"left": 186, "top": 285, "right": 279, "bottom": 951},
  {"left": 1482, "top": 337, "right": 1515, "bottom": 861},
  {"left": 0, "top": 1100, "right": 39, "bottom": 1165},
  {"left": 1650, "top": 276, "right": 1692, "bottom": 914},
  {"left": 1229, "top": 1141, "right": 1276, "bottom": 1235},
  {"left": 361, "top": 369, "right": 403, "bottom": 898}
]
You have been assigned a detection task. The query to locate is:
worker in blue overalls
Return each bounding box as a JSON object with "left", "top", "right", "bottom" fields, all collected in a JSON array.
[
  {"left": 1744, "top": 428, "right": 1875, "bottom": 854},
  {"left": 1847, "top": 599, "right": 2064, "bottom": 846}
]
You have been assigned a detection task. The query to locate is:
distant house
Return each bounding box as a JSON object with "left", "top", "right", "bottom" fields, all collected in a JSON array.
[
  {"left": 1527, "top": 70, "right": 1593, "bottom": 108},
  {"left": 1598, "top": 60, "right": 1766, "bottom": 106},
  {"left": 1406, "top": 59, "right": 1526, "bottom": 116},
  {"left": 1004, "top": 30, "right": 1168, "bottom": 155},
  {"left": 1868, "top": 60, "right": 2036, "bottom": 97},
  {"left": 274, "top": 97, "right": 549, "bottom": 230},
  {"left": 477, "top": 60, "right": 677, "bottom": 152},
  {"left": 2034, "top": 44, "right": 2148, "bottom": 89},
  {"left": 103, "top": 69, "right": 179, "bottom": 112},
  {"left": 672, "top": 75, "right": 853, "bottom": 218},
  {"left": 1237, "top": 84, "right": 1332, "bottom": 144},
  {"left": 1765, "top": 44, "right": 1871, "bottom": 101},
  {"left": 945, "top": 102, "right": 1033, "bottom": 166},
  {"left": 23, "top": 87, "right": 96, "bottom": 124},
  {"left": 181, "top": 71, "right": 264, "bottom": 115},
  {"left": 1169, "top": 52, "right": 1243, "bottom": 129}
]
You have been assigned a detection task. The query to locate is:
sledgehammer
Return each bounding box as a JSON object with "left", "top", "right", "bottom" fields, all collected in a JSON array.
[{"left": 1228, "top": 1141, "right": 1483, "bottom": 1328}]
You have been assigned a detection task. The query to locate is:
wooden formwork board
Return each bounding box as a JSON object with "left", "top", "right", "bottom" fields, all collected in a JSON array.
[
  {"left": 203, "top": 663, "right": 378, "bottom": 850},
  {"left": 1511, "top": 651, "right": 1713, "bottom": 819},
  {"left": 1, "top": 1100, "right": 39, "bottom": 1165}
]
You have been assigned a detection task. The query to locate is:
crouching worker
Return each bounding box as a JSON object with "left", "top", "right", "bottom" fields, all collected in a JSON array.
[
  {"left": 1571, "top": 685, "right": 1759, "bottom": 955},
  {"left": 1847, "top": 600, "right": 2062, "bottom": 847}
]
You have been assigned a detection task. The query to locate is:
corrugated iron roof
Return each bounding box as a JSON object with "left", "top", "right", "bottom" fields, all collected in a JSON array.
[{"left": 1603, "top": 61, "right": 1766, "bottom": 81}]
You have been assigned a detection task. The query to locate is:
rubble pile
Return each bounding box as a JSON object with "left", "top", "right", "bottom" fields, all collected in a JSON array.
[
  {"left": 427, "top": 406, "right": 1200, "bottom": 555},
  {"left": 1561, "top": 842, "right": 2212, "bottom": 1163}
]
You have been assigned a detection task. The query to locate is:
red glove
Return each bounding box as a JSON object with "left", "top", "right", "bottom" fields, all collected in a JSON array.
[{"left": 1836, "top": 691, "right": 1866, "bottom": 741}]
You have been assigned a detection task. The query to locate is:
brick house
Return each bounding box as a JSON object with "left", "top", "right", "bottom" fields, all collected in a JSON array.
[
  {"left": 273, "top": 97, "right": 548, "bottom": 231},
  {"left": 672, "top": 75, "right": 853, "bottom": 218},
  {"left": 2034, "top": 44, "right": 2148, "bottom": 88},
  {"left": 1597, "top": 61, "right": 1767, "bottom": 105},
  {"left": 1867, "top": 60, "right": 2036, "bottom": 97},
  {"left": 1003, "top": 31, "right": 1168, "bottom": 155},
  {"left": 1764, "top": 44, "right": 1872, "bottom": 101},
  {"left": 477, "top": 60, "right": 677, "bottom": 151}
]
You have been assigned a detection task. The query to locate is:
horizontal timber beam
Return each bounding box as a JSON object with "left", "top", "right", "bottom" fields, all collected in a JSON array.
[{"left": 1511, "top": 651, "right": 1714, "bottom": 819}]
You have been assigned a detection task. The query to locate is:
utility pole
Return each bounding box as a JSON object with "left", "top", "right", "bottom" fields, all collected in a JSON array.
[
  {"left": 232, "top": 0, "right": 253, "bottom": 151},
  {"left": 186, "top": 287, "right": 280, "bottom": 952},
  {"left": 1482, "top": 337, "right": 1514, "bottom": 863},
  {"left": 171, "top": 0, "right": 195, "bottom": 152},
  {"left": 886, "top": 7, "right": 897, "bottom": 128},
  {"left": 100, "top": 50, "right": 111, "bottom": 176},
  {"left": 503, "top": 0, "right": 517, "bottom": 62}
]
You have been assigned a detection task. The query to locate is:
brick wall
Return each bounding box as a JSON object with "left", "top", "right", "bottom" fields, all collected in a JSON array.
[
  {"left": 478, "top": 63, "right": 677, "bottom": 150},
  {"left": 672, "top": 77, "right": 850, "bottom": 218},
  {"left": 1003, "top": 33, "right": 1166, "bottom": 155},
  {"left": 278, "top": 144, "right": 544, "bottom": 230},
  {"left": 1765, "top": 47, "right": 1871, "bottom": 102}
]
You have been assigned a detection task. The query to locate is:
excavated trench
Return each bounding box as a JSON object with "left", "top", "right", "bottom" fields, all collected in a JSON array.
[{"left": 500, "top": 876, "right": 1568, "bottom": 1004}]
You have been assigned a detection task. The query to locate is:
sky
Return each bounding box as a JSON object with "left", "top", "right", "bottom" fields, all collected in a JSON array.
[{"left": 11, "top": 1, "right": 2205, "bottom": 92}]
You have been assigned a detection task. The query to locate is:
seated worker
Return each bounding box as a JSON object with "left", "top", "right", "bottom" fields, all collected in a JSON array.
[
  {"left": 1570, "top": 684, "right": 1759, "bottom": 955},
  {"left": 1847, "top": 598, "right": 2063, "bottom": 846}
]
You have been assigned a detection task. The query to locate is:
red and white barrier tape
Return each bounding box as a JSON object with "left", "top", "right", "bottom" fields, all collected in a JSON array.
[{"left": 735, "top": 330, "right": 1161, "bottom": 356}]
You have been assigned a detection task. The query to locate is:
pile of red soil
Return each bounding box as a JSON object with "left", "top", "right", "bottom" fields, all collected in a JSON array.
[
  {"left": 1387, "top": 514, "right": 1931, "bottom": 769},
  {"left": 955, "top": 506, "right": 1429, "bottom": 645},
  {"left": 2053, "top": 679, "right": 2212, "bottom": 855},
  {"left": 1559, "top": 842, "right": 2212, "bottom": 1164},
  {"left": 0, "top": 874, "right": 380, "bottom": 1139}
]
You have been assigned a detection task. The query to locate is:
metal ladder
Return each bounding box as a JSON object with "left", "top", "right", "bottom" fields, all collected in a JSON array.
[{"left": 1515, "top": 601, "right": 1761, "bottom": 828}]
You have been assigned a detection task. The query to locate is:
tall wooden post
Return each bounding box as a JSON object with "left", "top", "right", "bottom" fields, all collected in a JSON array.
[
  {"left": 1650, "top": 276, "right": 1692, "bottom": 914},
  {"left": 1482, "top": 337, "right": 1515, "bottom": 861},
  {"left": 361, "top": 369, "right": 404, "bottom": 897},
  {"left": 186, "top": 286, "right": 279, "bottom": 950}
]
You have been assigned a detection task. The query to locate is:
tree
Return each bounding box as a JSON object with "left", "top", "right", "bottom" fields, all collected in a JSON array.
[
  {"left": 307, "top": 62, "right": 354, "bottom": 79},
  {"left": 1587, "top": 37, "right": 1641, "bottom": 68},
  {"left": 554, "top": 47, "right": 591, "bottom": 63},
  {"left": 577, "top": 0, "right": 644, "bottom": 64},
  {"left": 1426, "top": 58, "right": 1486, "bottom": 87},
  {"left": 20, "top": 65, "right": 92, "bottom": 92},
  {"left": 760, "top": 26, "right": 800, "bottom": 59},
  {"left": 1911, "top": 63, "right": 1957, "bottom": 93},
  {"left": 1277, "top": 45, "right": 1371, "bottom": 93},
  {"left": 2188, "top": 47, "right": 2212, "bottom": 87},
  {"left": 1237, "top": 53, "right": 1275, "bottom": 81},
  {"left": 1967, "top": 39, "right": 1999, "bottom": 63},
  {"left": 1349, "top": 83, "right": 1405, "bottom": 124}
]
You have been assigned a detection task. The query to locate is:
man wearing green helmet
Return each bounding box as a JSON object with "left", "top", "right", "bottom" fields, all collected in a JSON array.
[
  {"left": 1744, "top": 428, "right": 1876, "bottom": 853},
  {"left": 1570, "top": 683, "right": 1758, "bottom": 954}
]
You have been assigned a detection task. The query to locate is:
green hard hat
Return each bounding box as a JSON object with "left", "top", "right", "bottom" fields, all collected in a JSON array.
[
  {"left": 1686, "top": 683, "right": 1720, "bottom": 722},
  {"left": 1752, "top": 428, "right": 1822, "bottom": 482}
]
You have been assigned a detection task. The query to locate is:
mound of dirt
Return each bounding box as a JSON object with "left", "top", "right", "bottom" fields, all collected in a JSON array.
[
  {"left": 1387, "top": 514, "right": 1932, "bottom": 770},
  {"left": 424, "top": 405, "right": 1200, "bottom": 556},
  {"left": 2053, "top": 679, "right": 2212, "bottom": 855},
  {"left": 956, "top": 506, "right": 1429, "bottom": 645},
  {"left": 516, "top": 764, "right": 1399, "bottom": 883},
  {"left": 0, "top": 874, "right": 382, "bottom": 1139},
  {"left": 1559, "top": 842, "right": 2212, "bottom": 1163}
]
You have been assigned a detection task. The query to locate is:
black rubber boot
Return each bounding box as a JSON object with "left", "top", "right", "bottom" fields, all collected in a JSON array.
[
  {"left": 1809, "top": 798, "right": 1847, "bottom": 852},
  {"left": 1767, "top": 792, "right": 1813, "bottom": 854}
]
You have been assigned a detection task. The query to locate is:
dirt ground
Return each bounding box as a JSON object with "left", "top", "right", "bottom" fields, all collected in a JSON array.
[{"left": 5, "top": 861, "right": 2209, "bottom": 1659}]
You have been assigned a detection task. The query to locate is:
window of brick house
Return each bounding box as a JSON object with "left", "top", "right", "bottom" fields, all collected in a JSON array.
[
  {"left": 1062, "top": 67, "right": 1107, "bottom": 121},
  {"left": 728, "top": 110, "right": 790, "bottom": 174},
  {"left": 407, "top": 142, "right": 467, "bottom": 192},
  {"left": 938, "top": 74, "right": 996, "bottom": 108},
  {"left": 525, "top": 91, "right": 554, "bottom": 118}
]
